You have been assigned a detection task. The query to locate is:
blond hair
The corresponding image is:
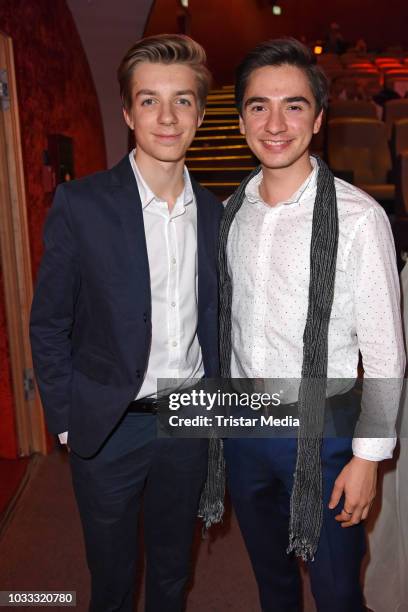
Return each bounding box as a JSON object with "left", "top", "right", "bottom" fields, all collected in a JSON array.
[{"left": 118, "top": 34, "right": 211, "bottom": 114}]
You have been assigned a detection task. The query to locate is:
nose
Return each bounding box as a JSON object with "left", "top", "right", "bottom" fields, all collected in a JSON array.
[
  {"left": 158, "top": 101, "right": 177, "bottom": 125},
  {"left": 264, "top": 107, "right": 287, "bottom": 134}
]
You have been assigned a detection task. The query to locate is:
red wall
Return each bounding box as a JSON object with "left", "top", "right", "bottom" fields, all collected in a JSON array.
[
  {"left": 145, "top": 0, "right": 408, "bottom": 84},
  {"left": 0, "top": 0, "right": 107, "bottom": 458}
]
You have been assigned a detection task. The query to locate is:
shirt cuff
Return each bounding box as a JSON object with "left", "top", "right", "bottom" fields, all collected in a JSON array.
[
  {"left": 352, "top": 437, "right": 396, "bottom": 461},
  {"left": 58, "top": 431, "right": 68, "bottom": 445}
]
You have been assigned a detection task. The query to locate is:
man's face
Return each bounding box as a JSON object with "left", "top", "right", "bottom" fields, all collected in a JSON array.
[
  {"left": 239, "top": 64, "right": 322, "bottom": 171},
  {"left": 123, "top": 62, "right": 203, "bottom": 165}
]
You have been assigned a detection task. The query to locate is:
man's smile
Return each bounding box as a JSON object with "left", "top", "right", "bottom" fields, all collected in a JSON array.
[{"left": 260, "top": 138, "right": 294, "bottom": 150}]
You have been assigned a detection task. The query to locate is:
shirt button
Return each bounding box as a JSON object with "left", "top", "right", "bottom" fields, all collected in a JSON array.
[
  {"left": 172, "top": 341, "right": 178, "bottom": 347},
  {"left": 171, "top": 302, "right": 176, "bottom": 307},
  {"left": 171, "top": 257, "right": 176, "bottom": 265}
]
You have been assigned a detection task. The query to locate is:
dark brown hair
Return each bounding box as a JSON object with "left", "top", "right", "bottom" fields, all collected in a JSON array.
[{"left": 235, "top": 38, "right": 329, "bottom": 116}]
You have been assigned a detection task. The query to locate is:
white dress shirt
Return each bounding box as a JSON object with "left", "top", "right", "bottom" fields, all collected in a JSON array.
[
  {"left": 58, "top": 152, "right": 203, "bottom": 444},
  {"left": 227, "top": 157, "right": 405, "bottom": 461},
  {"left": 129, "top": 151, "right": 204, "bottom": 399}
]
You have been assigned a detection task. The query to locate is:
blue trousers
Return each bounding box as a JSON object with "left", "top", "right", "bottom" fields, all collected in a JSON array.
[
  {"left": 224, "top": 437, "right": 366, "bottom": 612},
  {"left": 70, "top": 413, "right": 208, "bottom": 612}
]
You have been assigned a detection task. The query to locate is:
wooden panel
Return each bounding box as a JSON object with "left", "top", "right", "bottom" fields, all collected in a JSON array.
[{"left": 0, "top": 34, "right": 46, "bottom": 455}]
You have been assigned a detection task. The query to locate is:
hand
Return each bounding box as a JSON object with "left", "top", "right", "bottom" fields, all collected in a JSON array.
[{"left": 328, "top": 456, "right": 378, "bottom": 527}]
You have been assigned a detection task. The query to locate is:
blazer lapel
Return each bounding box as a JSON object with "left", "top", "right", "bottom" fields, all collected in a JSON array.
[
  {"left": 109, "top": 155, "right": 151, "bottom": 305},
  {"left": 192, "top": 178, "right": 214, "bottom": 301}
]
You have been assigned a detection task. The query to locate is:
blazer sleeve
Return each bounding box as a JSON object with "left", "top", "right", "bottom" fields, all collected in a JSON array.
[{"left": 30, "top": 184, "right": 81, "bottom": 434}]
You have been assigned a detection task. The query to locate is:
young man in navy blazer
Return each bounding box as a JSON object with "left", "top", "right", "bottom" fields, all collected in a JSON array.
[{"left": 30, "top": 35, "right": 222, "bottom": 612}]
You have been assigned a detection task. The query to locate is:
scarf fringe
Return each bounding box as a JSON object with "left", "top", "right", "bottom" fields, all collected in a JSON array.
[
  {"left": 287, "top": 536, "right": 317, "bottom": 562},
  {"left": 198, "top": 438, "right": 225, "bottom": 529}
]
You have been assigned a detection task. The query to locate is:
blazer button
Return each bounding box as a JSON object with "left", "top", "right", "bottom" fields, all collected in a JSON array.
[
  {"left": 143, "top": 313, "right": 147, "bottom": 323},
  {"left": 136, "top": 370, "right": 141, "bottom": 378}
]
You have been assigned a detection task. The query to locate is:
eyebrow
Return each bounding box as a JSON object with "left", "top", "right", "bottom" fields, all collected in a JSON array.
[
  {"left": 174, "top": 89, "right": 197, "bottom": 97},
  {"left": 285, "top": 96, "right": 312, "bottom": 106},
  {"left": 244, "top": 96, "right": 269, "bottom": 108},
  {"left": 244, "top": 95, "right": 312, "bottom": 107},
  {"left": 135, "top": 89, "right": 196, "bottom": 98}
]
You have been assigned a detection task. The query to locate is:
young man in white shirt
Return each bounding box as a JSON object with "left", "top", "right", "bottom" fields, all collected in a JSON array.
[
  {"left": 219, "top": 38, "right": 404, "bottom": 612},
  {"left": 30, "top": 35, "right": 222, "bottom": 612}
]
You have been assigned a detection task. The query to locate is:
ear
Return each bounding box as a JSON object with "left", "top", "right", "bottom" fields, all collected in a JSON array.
[
  {"left": 197, "top": 109, "right": 205, "bottom": 129},
  {"left": 239, "top": 115, "right": 246, "bottom": 136},
  {"left": 313, "top": 109, "right": 323, "bottom": 134},
  {"left": 123, "top": 107, "right": 134, "bottom": 131}
]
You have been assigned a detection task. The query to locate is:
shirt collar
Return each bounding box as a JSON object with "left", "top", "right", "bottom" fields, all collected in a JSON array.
[
  {"left": 246, "top": 156, "right": 318, "bottom": 208},
  {"left": 128, "top": 149, "right": 194, "bottom": 210}
]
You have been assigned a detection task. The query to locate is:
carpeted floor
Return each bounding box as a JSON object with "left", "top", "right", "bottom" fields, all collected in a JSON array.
[
  {"left": 0, "top": 457, "right": 30, "bottom": 519},
  {"left": 0, "top": 448, "right": 316, "bottom": 611}
]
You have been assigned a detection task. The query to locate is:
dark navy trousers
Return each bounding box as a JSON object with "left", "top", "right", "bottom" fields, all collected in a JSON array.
[
  {"left": 224, "top": 437, "right": 366, "bottom": 612},
  {"left": 69, "top": 413, "right": 208, "bottom": 612}
]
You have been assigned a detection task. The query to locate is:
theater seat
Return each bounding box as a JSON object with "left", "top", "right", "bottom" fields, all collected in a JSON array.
[
  {"left": 341, "top": 53, "right": 369, "bottom": 66},
  {"left": 327, "top": 118, "right": 395, "bottom": 201},
  {"left": 396, "top": 151, "right": 408, "bottom": 215},
  {"left": 332, "top": 75, "right": 381, "bottom": 99},
  {"left": 347, "top": 62, "right": 374, "bottom": 70},
  {"left": 328, "top": 100, "right": 378, "bottom": 120},
  {"left": 375, "top": 56, "right": 400, "bottom": 66},
  {"left": 377, "top": 63, "right": 403, "bottom": 73},
  {"left": 382, "top": 68, "right": 408, "bottom": 77},
  {"left": 384, "top": 99, "right": 408, "bottom": 139},
  {"left": 385, "top": 76, "right": 408, "bottom": 98},
  {"left": 391, "top": 119, "right": 408, "bottom": 162}
]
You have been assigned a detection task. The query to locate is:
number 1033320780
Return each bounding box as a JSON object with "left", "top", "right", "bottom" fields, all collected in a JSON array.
[{"left": 0, "top": 591, "right": 76, "bottom": 606}]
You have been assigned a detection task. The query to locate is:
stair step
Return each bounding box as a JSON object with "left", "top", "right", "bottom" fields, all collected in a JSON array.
[
  {"left": 186, "top": 155, "right": 254, "bottom": 167},
  {"left": 200, "top": 119, "right": 239, "bottom": 125},
  {"left": 192, "top": 135, "right": 247, "bottom": 147},
  {"left": 188, "top": 144, "right": 250, "bottom": 151},
  {"left": 205, "top": 108, "right": 238, "bottom": 114},
  {"left": 197, "top": 125, "right": 241, "bottom": 132},
  {"left": 193, "top": 134, "right": 245, "bottom": 140},
  {"left": 206, "top": 99, "right": 236, "bottom": 106}
]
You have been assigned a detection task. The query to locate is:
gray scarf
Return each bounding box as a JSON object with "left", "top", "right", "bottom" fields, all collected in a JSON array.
[{"left": 199, "top": 156, "right": 339, "bottom": 561}]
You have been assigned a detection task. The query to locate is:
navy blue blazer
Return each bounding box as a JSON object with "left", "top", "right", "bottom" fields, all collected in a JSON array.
[{"left": 30, "top": 155, "right": 222, "bottom": 457}]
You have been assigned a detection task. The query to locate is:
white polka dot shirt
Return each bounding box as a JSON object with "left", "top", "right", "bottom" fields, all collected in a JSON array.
[{"left": 227, "top": 157, "right": 406, "bottom": 461}]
